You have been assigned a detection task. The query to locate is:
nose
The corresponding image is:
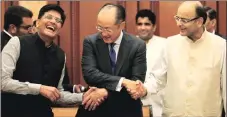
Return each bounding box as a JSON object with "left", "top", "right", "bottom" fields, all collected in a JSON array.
[
  {"left": 101, "top": 31, "right": 108, "bottom": 37},
  {"left": 176, "top": 20, "right": 183, "bottom": 27},
  {"left": 140, "top": 24, "right": 146, "bottom": 30}
]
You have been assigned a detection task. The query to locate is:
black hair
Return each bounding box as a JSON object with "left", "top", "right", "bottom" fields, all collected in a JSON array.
[
  {"left": 38, "top": 4, "right": 66, "bottom": 25},
  {"left": 135, "top": 9, "right": 156, "bottom": 25},
  {"left": 195, "top": 5, "right": 207, "bottom": 24},
  {"left": 4, "top": 6, "right": 33, "bottom": 30},
  {"left": 203, "top": 6, "right": 217, "bottom": 20}
]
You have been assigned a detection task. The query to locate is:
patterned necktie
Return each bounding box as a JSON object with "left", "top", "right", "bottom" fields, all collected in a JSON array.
[{"left": 109, "top": 43, "right": 116, "bottom": 74}]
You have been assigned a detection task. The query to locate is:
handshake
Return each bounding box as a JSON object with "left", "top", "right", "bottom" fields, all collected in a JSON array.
[
  {"left": 122, "top": 79, "right": 147, "bottom": 100},
  {"left": 80, "top": 79, "right": 147, "bottom": 111}
]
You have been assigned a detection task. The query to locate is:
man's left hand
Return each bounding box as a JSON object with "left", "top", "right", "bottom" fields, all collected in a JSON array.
[{"left": 82, "top": 88, "right": 108, "bottom": 111}]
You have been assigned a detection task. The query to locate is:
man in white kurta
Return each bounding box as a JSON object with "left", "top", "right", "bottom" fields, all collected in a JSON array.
[
  {"left": 135, "top": 9, "right": 166, "bottom": 117},
  {"left": 140, "top": 1, "right": 226, "bottom": 117}
]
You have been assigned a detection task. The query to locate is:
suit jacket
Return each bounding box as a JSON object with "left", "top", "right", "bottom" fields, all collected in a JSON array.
[
  {"left": 215, "top": 32, "right": 226, "bottom": 39},
  {"left": 76, "top": 32, "right": 147, "bottom": 117},
  {"left": 215, "top": 32, "right": 226, "bottom": 117},
  {"left": 1, "top": 31, "right": 11, "bottom": 51}
]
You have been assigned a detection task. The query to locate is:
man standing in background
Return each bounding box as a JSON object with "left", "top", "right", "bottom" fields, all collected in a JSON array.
[
  {"left": 204, "top": 6, "right": 226, "bottom": 39},
  {"left": 203, "top": 6, "right": 226, "bottom": 117},
  {"left": 1, "top": 5, "right": 33, "bottom": 51},
  {"left": 135, "top": 9, "right": 166, "bottom": 117}
]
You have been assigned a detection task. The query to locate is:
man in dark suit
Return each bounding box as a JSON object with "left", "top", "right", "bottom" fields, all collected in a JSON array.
[
  {"left": 76, "top": 3, "right": 147, "bottom": 117},
  {"left": 204, "top": 6, "right": 226, "bottom": 39},
  {"left": 204, "top": 7, "right": 226, "bottom": 117}
]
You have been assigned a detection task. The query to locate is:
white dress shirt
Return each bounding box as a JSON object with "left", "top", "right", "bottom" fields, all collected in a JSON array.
[
  {"left": 112, "top": 31, "right": 125, "bottom": 92},
  {"left": 144, "top": 30, "right": 226, "bottom": 117},
  {"left": 141, "top": 35, "right": 166, "bottom": 117},
  {"left": 1, "top": 36, "right": 83, "bottom": 104}
]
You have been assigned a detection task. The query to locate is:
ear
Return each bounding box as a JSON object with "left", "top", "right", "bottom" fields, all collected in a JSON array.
[
  {"left": 211, "top": 19, "right": 216, "bottom": 27},
  {"left": 120, "top": 21, "right": 126, "bottom": 30},
  {"left": 198, "top": 17, "right": 204, "bottom": 27},
  {"left": 36, "top": 19, "right": 40, "bottom": 28},
  {"left": 153, "top": 25, "right": 157, "bottom": 32},
  {"left": 8, "top": 24, "right": 17, "bottom": 34}
]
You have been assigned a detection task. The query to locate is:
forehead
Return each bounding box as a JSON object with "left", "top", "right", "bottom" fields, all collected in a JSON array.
[
  {"left": 97, "top": 8, "right": 116, "bottom": 27},
  {"left": 43, "top": 10, "right": 61, "bottom": 18},
  {"left": 177, "top": 5, "right": 196, "bottom": 18},
  {"left": 21, "top": 17, "right": 33, "bottom": 25},
  {"left": 137, "top": 17, "right": 152, "bottom": 24}
]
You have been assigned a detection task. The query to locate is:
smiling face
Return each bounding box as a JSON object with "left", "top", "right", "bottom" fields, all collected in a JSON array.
[
  {"left": 97, "top": 7, "right": 124, "bottom": 44},
  {"left": 175, "top": 1, "right": 204, "bottom": 39},
  {"left": 36, "top": 10, "right": 62, "bottom": 40},
  {"left": 136, "top": 17, "right": 156, "bottom": 41}
]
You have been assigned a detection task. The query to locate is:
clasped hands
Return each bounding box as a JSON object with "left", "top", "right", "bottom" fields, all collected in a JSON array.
[
  {"left": 122, "top": 79, "right": 147, "bottom": 100},
  {"left": 82, "top": 87, "right": 108, "bottom": 111},
  {"left": 39, "top": 85, "right": 108, "bottom": 111}
]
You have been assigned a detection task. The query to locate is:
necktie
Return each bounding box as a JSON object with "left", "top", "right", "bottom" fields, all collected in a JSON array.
[{"left": 109, "top": 43, "right": 116, "bottom": 74}]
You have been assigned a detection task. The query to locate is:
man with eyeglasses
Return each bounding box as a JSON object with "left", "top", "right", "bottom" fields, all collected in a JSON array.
[
  {"left": 1, "top": 5, "right": 33, "bottom": 51},
  {"left": 1, "top": 4, "right": 97, "bottom": 117},
  {"left": 76, "top": 3, "right": 146, "bottom": 117},
  {"left": 135, "top": 1, "right": 226, "bottom": 117}
]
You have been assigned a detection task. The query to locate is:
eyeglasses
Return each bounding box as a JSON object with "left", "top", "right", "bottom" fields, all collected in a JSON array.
[
  {"left": 44, "top": 14, "right": 63, "bottom": 24},
  {"left": 174, "top": 15, "right": 200, "bottom": 24},
  {"left": 19, "top": 25, "right": 33, "bottom": 31},
  {"left": 96, "top": 25, "right": 114, "bottom": 33}
]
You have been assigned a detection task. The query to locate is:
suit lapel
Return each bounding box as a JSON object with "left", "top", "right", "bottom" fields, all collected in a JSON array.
[
  {"left": 96, "top": 37, "right": 112, "bottom": 74},
  {"left": 115, "top": 34, "right": 130, "bottom": 75}
]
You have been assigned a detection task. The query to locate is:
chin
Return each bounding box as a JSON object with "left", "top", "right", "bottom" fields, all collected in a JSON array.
[
  {"left": 103, "top": 40, "right": 112, "bottom": 44},
  {"left": 103, "top": 39, "right": 113, "bottom": 44},
  {"left": 45, "top": 32, "right": 57, "bottom": 39},
  {"left": 179, "top": 32, "right": 187, "bottom": 36}
]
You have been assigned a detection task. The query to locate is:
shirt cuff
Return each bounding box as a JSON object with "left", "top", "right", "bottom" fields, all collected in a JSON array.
[
  {"left": 115, "top": 77, "right": 124, "bottom": 92},
  {"left": 73, "top": 93, "right": 83, "bottom": 103},
  {"left": 73, "top": 85, "right": 76, "bottom": 93},
  {"left": 27, "top": 82, "right": 41, "bottom": 95}
]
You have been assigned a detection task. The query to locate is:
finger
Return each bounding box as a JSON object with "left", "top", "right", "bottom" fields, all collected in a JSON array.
[
  {"left": 127, "top": 88, "right": 131, "bottom": 92},
  {"left": 92, "top": 103, "right": 97, "bottom": 111},
  {"left": 89, "top": 100, "right": 97, "bottom": 111},
  {"left": 50, "top": 95, "right": 55, "bottom": 102},
  {"left": 53, "top": 89, "right": 60, "bottom": 100},
  {"left": 84, "top": 98, "right": 93, "bottom": 110},
  {"left": 132, "top": 93, "right": 138, "bottom": 100},
  {"left": 52, "top": 88, "right": 60, "bottom": 98},
  {"left": 84, "top": 87, "right": 96, "bottom": 98},
  {"left": 97, "top": 98, "right": 102, "bottom": 103},
  {"left": 135, "top": 80, "right": 141, "bottom": 85},
  {"left": 129, "top": 89, "right": 137, "bottom": 95},
  {"left": 92, "top": 105, "right": 97, "bottom": 111},
  {"left": 75, "top": 85, "right": 81, "bottom": 93},
  {"left": 82, "top": 94, "right": 91, "bottom": 105}
]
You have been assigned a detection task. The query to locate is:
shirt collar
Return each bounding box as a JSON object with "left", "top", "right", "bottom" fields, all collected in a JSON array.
[
  {"left": 185, "top": 28, "right": 207, "bottom": 43},
  {"left": 114, "top": 30, "right": 123, "bottom": 45},
  {"left": 3, "top": 29, "right": 13, "bottom": 38},
  {"left": 212, "top": 30, "right": 215, "bottom": 34}
]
